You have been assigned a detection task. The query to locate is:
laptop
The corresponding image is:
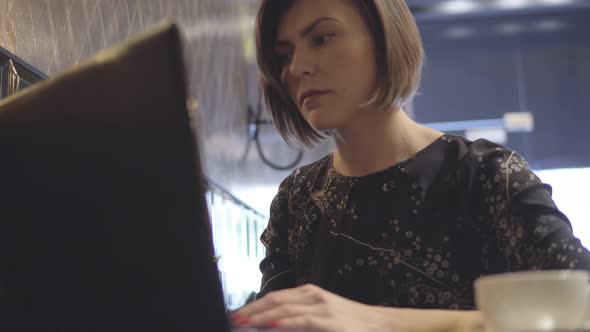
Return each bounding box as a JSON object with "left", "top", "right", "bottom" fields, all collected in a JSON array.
[{"left": 0, "top": 22, "right": 231, "bottom": 331}]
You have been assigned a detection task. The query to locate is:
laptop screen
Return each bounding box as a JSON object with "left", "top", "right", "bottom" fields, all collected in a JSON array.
[{"left": 0, "top": 22, "right": 230, "bottom": 332}]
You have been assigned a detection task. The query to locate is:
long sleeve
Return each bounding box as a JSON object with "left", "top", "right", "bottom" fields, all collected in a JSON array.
[
  {"left": 257, "top": 175, "right": 296, "bottom": 298},
  {"left": 470, "top": 143, "right": 590, "bottom": 272}
]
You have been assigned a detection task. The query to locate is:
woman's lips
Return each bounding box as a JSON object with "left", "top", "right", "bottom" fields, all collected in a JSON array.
[{"left": 301, "top": 91, "right": 331, "bottom": 108}]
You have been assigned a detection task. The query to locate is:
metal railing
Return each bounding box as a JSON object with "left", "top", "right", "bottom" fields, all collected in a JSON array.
[{"left": 205, "top": 178, "right": 267, "bottom": 309}]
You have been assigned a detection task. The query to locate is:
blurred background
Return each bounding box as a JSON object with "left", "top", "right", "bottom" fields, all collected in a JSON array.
[{"left": 1, "top": 0, "right": 589, "bottom": 309}]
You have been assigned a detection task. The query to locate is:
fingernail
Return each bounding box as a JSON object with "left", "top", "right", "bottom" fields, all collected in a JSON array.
[
  {"left": 236, "top": 317, "right": 250, "bottom": 327},
  {"left": 229, "top": 312, "right": 241, "bottom": 321},
  {"left": 266, "top": 320, "right": 280, "bottom": 328}
]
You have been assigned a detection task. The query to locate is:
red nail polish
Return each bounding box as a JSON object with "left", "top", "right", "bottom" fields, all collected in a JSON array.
[
  {"left": 237, "top": 317, "right": 250, "bottom": 327},
  {"left": 267, "top": 320, "right": 280, "bottom": 328},
  {"left": 229, "top": 312, "right": 241, "bottom": 321}
]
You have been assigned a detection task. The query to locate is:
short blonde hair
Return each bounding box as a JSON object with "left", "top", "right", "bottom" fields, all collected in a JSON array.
[{"left": 256, "top": 0, "right": 424, "bottom": 147}]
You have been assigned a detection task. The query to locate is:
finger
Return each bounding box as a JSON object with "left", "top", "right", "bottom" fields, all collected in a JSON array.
[
  {"left": 246, "top": 303, "right": 328, "bottom": 328},
  {"left": 274, "top": 315, "right": 336, "bottom": 332},
  {"left": 234, "top": 285, "right": 315, "bottom": 318}
]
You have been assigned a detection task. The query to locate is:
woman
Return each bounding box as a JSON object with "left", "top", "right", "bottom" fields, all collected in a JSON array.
[{"left": 232, "top": 0, "right": 590, "bottom": 331}]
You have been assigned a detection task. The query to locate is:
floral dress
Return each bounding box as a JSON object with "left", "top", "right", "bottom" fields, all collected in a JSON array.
[{"left": 258, "top": 134, "right": 590, "bottom": 309}]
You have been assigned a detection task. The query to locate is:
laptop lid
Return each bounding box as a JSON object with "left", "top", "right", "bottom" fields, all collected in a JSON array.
[{"left": 0, "top": 22, "right": 230, "bottom": 332}]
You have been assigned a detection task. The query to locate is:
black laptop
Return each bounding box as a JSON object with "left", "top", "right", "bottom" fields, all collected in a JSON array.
[{"left": 0, "top": 22, "right": 231, "bottom": 331}]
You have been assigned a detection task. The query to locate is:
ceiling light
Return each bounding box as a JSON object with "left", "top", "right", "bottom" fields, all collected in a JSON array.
[
  {"left": 495, "top": 0, "right": 530, "bottom": 9},
  {"left": 444, "top": 26, "right": 476, "bottom": 39},
  {"left": 534, "top": 19, "right": 566, "bottom": 31},
  {"left": 436, "top": 0, "right": 480, "bottom": 14},
  {"left": 539, "top": 0, "right": 576, "bottom": 5},
  {"left": 496, "top": 22, "right": 525, "bottom": 34}
]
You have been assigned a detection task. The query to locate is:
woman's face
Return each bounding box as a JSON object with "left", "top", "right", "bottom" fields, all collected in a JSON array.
[{"left": 275, "top": 0, "right": 378, "bottom": 132}]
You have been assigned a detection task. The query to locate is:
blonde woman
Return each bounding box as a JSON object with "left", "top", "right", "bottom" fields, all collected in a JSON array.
[{"left": 232, "top": 0, "right": 590, "bottom": 331}]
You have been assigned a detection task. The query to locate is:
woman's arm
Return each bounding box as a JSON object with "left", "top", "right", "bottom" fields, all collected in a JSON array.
[
  {"left": 233, "top": 283, "right": 483, "bottom": 332},
  {"left": 378, "top": 306, "right": 483, "bottom": 332},
  {"left": 468, "top": 143, "right": 590, "bottom": 270},
  {"left": 257, "top": 175, "right": 297, "bottom": 298}
]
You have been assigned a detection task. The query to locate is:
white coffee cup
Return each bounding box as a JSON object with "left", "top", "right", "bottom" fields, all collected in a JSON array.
[{"left": 475, "top": 270, "right": 589, "bottom": 332}]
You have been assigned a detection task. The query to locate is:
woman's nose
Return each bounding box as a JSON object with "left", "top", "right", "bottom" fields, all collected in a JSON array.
[{"left": 289, "top": 51, "right": 318, "bottom": 78}]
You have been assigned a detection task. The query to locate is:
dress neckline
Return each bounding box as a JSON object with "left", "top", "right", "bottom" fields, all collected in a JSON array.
[{"left": 327, "top": 133, "right": 448, "bottom": 181}]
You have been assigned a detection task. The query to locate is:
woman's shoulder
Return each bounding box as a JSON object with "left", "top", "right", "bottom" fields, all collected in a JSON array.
[
  {"left": 445, "top": 134, "right": 526, "bottom": 170},
  {"left": 278, "top": 154, "right": 333, "bottom": 189},
  {"left": 446, "top": 134, "right": 540, "bottom": 198}
]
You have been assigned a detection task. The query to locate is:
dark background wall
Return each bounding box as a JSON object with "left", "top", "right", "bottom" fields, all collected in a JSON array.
[{"left": 415, "top": 8, "right": 590, "bottom": 169}]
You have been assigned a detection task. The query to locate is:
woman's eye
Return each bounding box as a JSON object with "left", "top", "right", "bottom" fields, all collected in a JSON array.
[
  {"left": 277, "top": 53, "right": 293, "bottom": 66},
  {"left": 312, "top": 34, "right": 333, "bottom": 47}
]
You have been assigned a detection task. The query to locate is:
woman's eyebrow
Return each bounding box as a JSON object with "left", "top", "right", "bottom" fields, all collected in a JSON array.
[{"left": 275, "top": 17, "right": 339, "bottom": 47}]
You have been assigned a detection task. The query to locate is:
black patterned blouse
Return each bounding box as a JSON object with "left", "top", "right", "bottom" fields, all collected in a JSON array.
[{"left": 257, "top": 134, "right": 590, "bottom": 309}]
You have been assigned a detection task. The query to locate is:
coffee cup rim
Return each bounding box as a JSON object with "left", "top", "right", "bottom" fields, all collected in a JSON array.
[{"left": 475, "top": 270, "right": 589, "bottom": 287}]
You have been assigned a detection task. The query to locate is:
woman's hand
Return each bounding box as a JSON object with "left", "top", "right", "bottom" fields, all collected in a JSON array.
[
  {"left": 231, "top": 284, "right": 387, "bottom": 331},
  {"left": 231, "top": 284, "right": 483, "bottom": 332}
]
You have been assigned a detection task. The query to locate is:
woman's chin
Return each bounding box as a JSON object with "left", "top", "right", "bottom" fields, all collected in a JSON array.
[
  {"left": 308, "top": 121, "right": 337, "bottom": 133},
  {"left": 305, "top": 113, "right": 340, "bottom": 133}
]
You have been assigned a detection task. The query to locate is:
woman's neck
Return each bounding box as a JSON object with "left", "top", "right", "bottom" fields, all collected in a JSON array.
[{"left": 332, "top": 107, "right": 442, "bottom": 177}]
